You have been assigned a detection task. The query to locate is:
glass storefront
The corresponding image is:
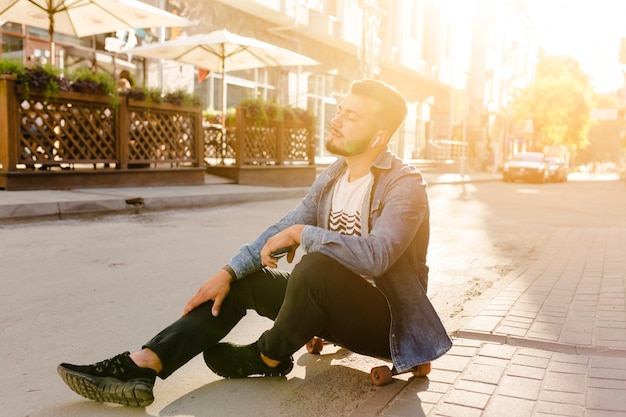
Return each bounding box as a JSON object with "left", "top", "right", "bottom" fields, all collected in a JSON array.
[{"left": 1, "top": 33, "right": 23, "bottom": 62}]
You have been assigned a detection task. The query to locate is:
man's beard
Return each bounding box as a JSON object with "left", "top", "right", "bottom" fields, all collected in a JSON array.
[{"left": 324, "top": 135, "right": 370, "bottom": 157}]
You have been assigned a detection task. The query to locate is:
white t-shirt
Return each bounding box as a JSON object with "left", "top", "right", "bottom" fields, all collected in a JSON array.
[{"left": 329, "top": 170, "right": 373, "bottom": 236}]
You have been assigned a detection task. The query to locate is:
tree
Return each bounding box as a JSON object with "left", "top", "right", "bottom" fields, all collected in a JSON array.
[
  {"left": 509, "top": 55, "right": 594, "bottom": 153},
  {"left": 578, "top": 94, "right": 623, "bottom": 165}
]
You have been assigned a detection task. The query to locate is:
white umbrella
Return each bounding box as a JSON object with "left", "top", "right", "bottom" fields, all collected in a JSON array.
[
  {"left": 128, "top": 28, "right": 318, "bottom": 121},
  {"left": 0, "top": 0, "right": 195, "bottom": 64}
]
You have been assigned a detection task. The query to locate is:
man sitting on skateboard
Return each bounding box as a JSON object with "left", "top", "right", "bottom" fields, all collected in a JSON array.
[{"left": 57, "top": 79, "right": 452, "bottom": 407}]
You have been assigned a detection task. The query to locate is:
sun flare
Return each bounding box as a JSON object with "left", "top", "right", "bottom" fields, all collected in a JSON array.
[{"left": 525, "top": 0, "right": 626, "bottom": 92}]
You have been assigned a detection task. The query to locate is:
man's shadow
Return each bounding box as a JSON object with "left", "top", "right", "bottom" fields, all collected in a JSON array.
[{"left": 161, "top": 347, "right": 430, "bottom": 417}]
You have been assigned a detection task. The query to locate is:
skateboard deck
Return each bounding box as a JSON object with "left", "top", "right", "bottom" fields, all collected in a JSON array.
[{"left": 305, "top": 336, "right": 431, "bottom": 386}]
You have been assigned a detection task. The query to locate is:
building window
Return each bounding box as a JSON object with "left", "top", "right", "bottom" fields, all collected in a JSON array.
[{"left": 1, "top": 33, "right": 24, "bottom": 61}]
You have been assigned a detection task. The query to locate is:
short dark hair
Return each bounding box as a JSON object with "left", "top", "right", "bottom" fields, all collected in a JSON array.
[
  {"left": 350, "top": 79, "right": 407, "bottom": 135},
  {"left": 119, "top": 69, "right": 135, "bottom": 87}
]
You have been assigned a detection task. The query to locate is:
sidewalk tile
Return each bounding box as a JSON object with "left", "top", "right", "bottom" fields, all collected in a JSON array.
[
  {"left": 495, "top": 324, "right": 528, "bottom": 337},
  {"left": 511, "top": 353, "right": 550, "bottom": 369},
  {"left": 444, "top": 390, "right": 490, "bottom": 409},
  {"left": 461, "top": 363, "right": 504, "bottom": 385},
  {"left": 472, "top": 356, "right": 508, "bottom": 368},
  {"left": 587, "top": 366, "right": 626, "bottom": 380},
  {"left": 548, "top": 361, "right": 587, "bottom": 374},
  {"left": 542, "top": 372, "right": 586, "bottom": 393},
  {"left": 464, "top": 316, "right": 502, "bottom": 333},
  {"left": 587, "top": 388, "right": 626, "bottom": 412},
  {"left": 454, "top": 380, "right": 496, "bottom": 395},
  {"left": 428, "top": 369, "right": 461, "bottom": 385},
  {"left": 383, "top": 398, "right": 434, "bottom": 417},
  {"left": 535, "top": 401, "right": 584, "bottom": 416},
  {"left": 552, "top": 353, "right": 589, "bottom": 364},
  {"left": 432, "top": 354, "right": 472, "bottom": 371},
  {"left": 589, "top": 357, "right": 626, "bottom": 369},
  {"left": 482, "top": 396, "right": 535, "bottom": 417},
  {"left": 433, "top": 403, "right": 483, "bottom": 417},
  {"left": 506, "top": 363, "right": 546, "bottom": 380},
  {"left": 478, "top": 343, "right": 516, "bottom": 360},
  {"left": 446, "top": 345, "right": 480, "bottom": 357},
  {"left": 496, "top": 375, "right": 541, "bottom": 400},
  {"left": 539, "top": 390, "right": 585, "bottom": 406}
]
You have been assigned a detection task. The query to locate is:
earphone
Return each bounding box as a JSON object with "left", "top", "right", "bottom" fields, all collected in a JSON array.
[{"left": 371, "top": 136, "right": 381, "bottom": 148}]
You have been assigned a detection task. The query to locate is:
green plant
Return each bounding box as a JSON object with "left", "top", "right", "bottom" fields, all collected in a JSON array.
[
  {"left": 239, "top": 98, "right": 270, "bottom": 124},
  {"left": 163, "top": 88, "right": 202, "bottom": 107},
  {"left": 224, "top": 107, "right": 236, "bottom": 126},
  {"left": 237, "top": 97, "right": 315, "bottom": 128},
  {"left": 127, "top": 86, "right": 161, "bottom": 104},
  {"left": 238, "top": 98, "right": 285, "bottom": 124},
  {"left": 69, "top": 67, "right": 116, "bottom": 96},
  {"left": 265, "top": 101, "right": 283, "bottom": 122},
  {"left": 0, "top": 60, "right": 25, "bottom": 77},
  {"left": 17, "top": 64, "right": 64, "bottom": 99},
  {"left": 292, "top": 106, "right": 316, "bottom": 129},
  {"left": 281, "top": 105, "right": 297, "bottom": 123}
]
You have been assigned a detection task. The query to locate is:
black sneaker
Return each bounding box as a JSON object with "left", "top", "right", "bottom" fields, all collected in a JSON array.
[
  {"left": 203, "top": 342, "right": 293, "bottom": 378},
  {"left": 57, "top": 352, "right": 157, "bottom": 407}
]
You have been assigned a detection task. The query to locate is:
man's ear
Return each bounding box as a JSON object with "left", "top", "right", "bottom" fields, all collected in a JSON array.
[{"left": 371, "top": 132, "right": 388, "bottom": 148}]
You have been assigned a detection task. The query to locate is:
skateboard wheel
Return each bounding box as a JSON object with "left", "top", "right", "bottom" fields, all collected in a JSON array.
[
  {"left": 412, "top": 362, "right": 431, "bottom": 377},
  {"left": 306, "top": 337, "right": 324, "bottom": 354},
  {"left": 370, "top": 366, "right": 393, "bottom": 386}
]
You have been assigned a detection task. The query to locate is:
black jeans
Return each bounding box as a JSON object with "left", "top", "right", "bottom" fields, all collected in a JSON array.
[{"left": 145, "top": 252, "right": 391, "bottom": 378}]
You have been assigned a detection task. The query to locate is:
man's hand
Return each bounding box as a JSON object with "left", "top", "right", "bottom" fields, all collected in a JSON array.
[
  {"left": 261, "top": 224, "right": 304, "bottom": 268},
  {"left": 182, "top": 269, "right": 233, "bottom": 317}
]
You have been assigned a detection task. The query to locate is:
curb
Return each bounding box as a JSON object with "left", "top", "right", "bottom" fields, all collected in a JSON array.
[{"left": 0, "top": 173, "right": 501, "bottom": 223}]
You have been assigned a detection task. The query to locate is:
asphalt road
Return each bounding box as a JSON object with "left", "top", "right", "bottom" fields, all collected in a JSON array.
[{"left": 1, "top": 177, "right": 624, "bottom": 416}]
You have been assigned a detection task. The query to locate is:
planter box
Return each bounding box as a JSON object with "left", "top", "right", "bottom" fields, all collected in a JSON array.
[
  {"left": 206, "top": 165, "right": 316, "bottom": 187},
  {"left": 1, "top": 76, "right": 316, "bottom": 190},
  {"left": 0, "top": 75, "right": 204, "bottom": 190},
  {"left": 203, "top": 106, "right": 316, "bottom": 186}
]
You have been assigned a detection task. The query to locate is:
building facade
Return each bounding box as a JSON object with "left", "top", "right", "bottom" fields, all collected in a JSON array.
[{"left": 0, "top": 0, "right": 537, "bottom": 164}]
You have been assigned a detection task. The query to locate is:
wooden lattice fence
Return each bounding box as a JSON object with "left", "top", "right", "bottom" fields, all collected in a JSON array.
[
  {"left": 1, "top": 75, "right": 316, "bottom": 189},
  {"left": 0, "top": 75, "right": 204, "bottom": 190},
  {"left": 204, "top": 107, "right": 315, "bottom": 167},
  {"left": 18, "top": 92, "right": 117, "bottom": 168},
  {"left": 204, "top": 107, "right": 316, "bottom": 186}
]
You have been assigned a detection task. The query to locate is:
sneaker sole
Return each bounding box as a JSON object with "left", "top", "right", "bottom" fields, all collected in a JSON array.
[
  {"left": 57, "top": 365, "right": 154, "bottom": 407},
  {"left": 206, "top": 357, "right": 294, "bottom": 379},
  {"left": 209, "top": 365, "right": 293, "bottom": 378}
]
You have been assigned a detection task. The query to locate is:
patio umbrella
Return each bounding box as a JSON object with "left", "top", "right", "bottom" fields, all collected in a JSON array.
[
  {"left": 128, "top": 28, "right": 318, "bottom": 122},
  {"left": 0, "top": 0, "right": 195, "bottom": 64}
]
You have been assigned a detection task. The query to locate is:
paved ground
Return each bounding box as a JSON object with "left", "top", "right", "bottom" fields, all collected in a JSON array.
[
  {"left": 2, "top": 170, "right": 625, "bottom": 416},
  {"left": 372, "top": 226, "right": 626, "bottom": 417}
]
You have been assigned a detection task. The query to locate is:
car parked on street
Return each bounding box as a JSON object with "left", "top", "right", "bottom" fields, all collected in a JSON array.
[
  {"left": 546, "top": 156, "right": 568, "bottom": 182},
  {"left": 502, "top": 151, "right": 549, "bottom": 183}
]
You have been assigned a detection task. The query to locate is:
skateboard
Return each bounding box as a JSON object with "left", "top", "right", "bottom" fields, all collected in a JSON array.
[{"left": 305, "top": 336, "right": 431, "bottom": 386}]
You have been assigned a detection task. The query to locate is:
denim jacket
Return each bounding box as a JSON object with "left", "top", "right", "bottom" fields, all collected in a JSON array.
[{"left": 227, "top": 150, "right": 452, "bottom": 372}]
